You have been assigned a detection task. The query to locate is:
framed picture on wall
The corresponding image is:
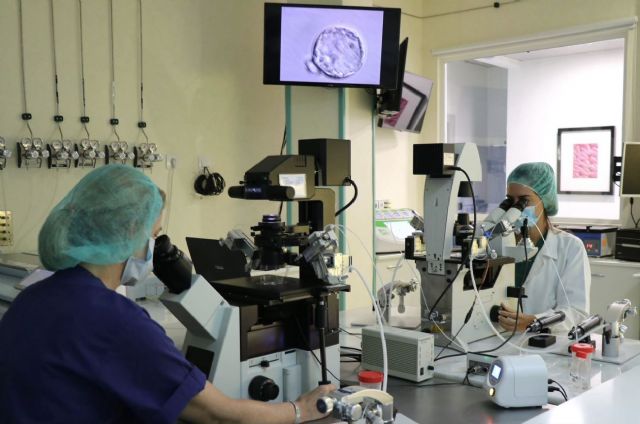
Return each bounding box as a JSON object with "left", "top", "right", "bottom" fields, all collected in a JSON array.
[{"left": 557, "top": 126, "right": 615, "bottom": 194}]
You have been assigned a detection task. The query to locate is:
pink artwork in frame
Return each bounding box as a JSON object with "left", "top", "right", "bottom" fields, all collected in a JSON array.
[{"left": 572, "top": 143, "right": 598, "bottom": 178}]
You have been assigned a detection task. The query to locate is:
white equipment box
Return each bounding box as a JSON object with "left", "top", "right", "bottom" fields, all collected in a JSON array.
[{"left": 361, "top": 326, "right": 434, "bottom": 382}]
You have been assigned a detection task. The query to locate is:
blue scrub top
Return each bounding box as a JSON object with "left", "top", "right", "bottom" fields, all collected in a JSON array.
[{"left": 0, "top": 266, "right": 206, "bottom": 424}]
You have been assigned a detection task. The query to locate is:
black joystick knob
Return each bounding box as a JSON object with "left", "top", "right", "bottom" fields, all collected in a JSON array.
[
  {"left": 490, "top": 304, "right": 502, "bottom": 323},
  {"left": 248, "top": 376, "right": 279, "bottom": 402}
]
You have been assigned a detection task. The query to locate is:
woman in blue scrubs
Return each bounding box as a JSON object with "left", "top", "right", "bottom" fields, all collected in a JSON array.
[{"left": 0, "top": 164, "right": 333, "bottom": 424}]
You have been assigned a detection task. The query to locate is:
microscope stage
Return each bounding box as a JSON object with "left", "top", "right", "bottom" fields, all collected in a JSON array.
[{"left": 211, "top": 275, "right": 346, "bottom": 304}]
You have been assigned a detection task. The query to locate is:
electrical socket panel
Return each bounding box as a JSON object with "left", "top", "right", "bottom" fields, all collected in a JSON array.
[{"left": 0, "top": 211, "right": 13, "bottom": 246}]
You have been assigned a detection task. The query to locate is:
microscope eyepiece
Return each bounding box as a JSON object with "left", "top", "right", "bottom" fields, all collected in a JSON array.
[{"left": 153, "top": 234, "right": 193, "bottom": 294}]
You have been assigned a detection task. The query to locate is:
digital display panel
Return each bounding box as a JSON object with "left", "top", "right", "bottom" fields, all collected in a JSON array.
[
  {"left": 491, "top": 364, "right": 502, "bottom": 380},
  {"left": 264, "top": 3, "right": 401, "bottom": 88}
]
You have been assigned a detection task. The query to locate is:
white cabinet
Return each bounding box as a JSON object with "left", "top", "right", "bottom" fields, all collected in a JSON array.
[{"left": 589, "top": 259, "right": 640, "bottom": 340}]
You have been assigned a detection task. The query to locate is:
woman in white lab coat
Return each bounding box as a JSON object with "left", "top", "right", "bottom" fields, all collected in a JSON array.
[{"left": 498, "top": 162, "right": 591, "bottom": 333}]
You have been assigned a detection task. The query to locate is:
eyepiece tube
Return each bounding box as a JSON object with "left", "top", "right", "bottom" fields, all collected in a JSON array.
[
  {"left": 153, "top": 235, "right": 193, "bottom": 294},
  {"left": 568, "top": 314, "right": 602, "bottom": 340},
  {"left": 228, "top": 186, "right": 245, "bottom": 199},
  {"left": 527, "top": 310, "right": 566, "bottom": 333}
]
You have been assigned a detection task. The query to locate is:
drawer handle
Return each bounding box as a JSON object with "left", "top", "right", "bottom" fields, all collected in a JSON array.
[
  {"left": 591, "top": 273, "right": 605, "bottom": 278},
  {"left": 386, "top": 265, "right": 402, "bottom": 270}
]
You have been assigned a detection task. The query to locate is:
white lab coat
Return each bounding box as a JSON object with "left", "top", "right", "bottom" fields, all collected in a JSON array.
[{"left": 521, "top": 227, "right": 591, "bottom": 333}]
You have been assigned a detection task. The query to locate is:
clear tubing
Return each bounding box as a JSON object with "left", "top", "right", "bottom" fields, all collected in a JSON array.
[
  {"left": 351, "top": 265, "right": 388, "bottom": 392},
  {"left": 333, "top": 224, "right": 465, "bottom": 350},
  {"left": 467, "top": 254, "right": 575, "bottom": 355}
]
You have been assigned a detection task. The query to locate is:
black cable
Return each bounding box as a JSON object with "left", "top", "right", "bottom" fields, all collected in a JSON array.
[
  {"left": 426, "top": 166, "right": 477, "bottom": 322},
  {"left": 49, "top": 0, "right": 64, "bottom": 140},
  {"left": 78, "top": 0, "right": 90, "bottom": 139},
  {"left": 279, "top": 125, "right": 287, "bottom": 155},
  {"left": 334, "top": 178, "right": 358, "bottom": 217},
  {"left": 17, "top": 0, "right": 34, "bottom": 138},
  {"left": 108, "top": 0, "right": 120, "bottom": 141},
  {"left": 277, "top": 125, "right": 287, "bottom": 217},
  {"left": 469, "top": 220, "right": 529, "bottom": 355},
  {"left": 339, "top": 328, "right": 362, "bottom": 338},
  {"left": 340, "top": 345, "right": 362, "bottom": 352},
  {"left": 137, "top": 0, "right": 149, "bottom": 142},
  {"left": 294, "top": 317, "right": 341, "bottom": 383},
  {"left": 631, "top": 198, "right": 640, "bottom": 228},
  {"left": 548, "top": 383, "right": 568, "bottom": 402},
  {"left": 433, "top": 352, "right": 467, "bottom": 362},
  {"left": 434, "top": 299, "right": 475, "bottom": 360},
  {"left": 449, "top": 166, "right": 478, "bottom": 253},
  {"left": 194, "top": 167, "right": 225, "bottom": 196},
  {"left": 548, "top": 379, "right": 568, "bottom": 398}
]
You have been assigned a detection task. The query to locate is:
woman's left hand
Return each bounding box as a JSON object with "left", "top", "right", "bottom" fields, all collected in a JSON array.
[{"left": 498, "top": 303, "right": 536, "bottom": 332}]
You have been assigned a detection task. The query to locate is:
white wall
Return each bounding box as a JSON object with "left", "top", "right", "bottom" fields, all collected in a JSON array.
[
  {"left": 506, "top": 47, "right": 624, "bottom": 222},
  {"left": 446, "top": 61, "right": 507, "bottom": 145}
]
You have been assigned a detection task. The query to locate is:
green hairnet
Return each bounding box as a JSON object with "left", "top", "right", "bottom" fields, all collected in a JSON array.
[
  {"left": 507, "top": 162, "right": 558, "bottom": 216},
  {"left": 38, "top": 164, "right": 163, "bottom": 271}
]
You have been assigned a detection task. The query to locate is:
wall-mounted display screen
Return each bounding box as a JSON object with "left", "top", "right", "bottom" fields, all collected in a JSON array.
[
  {"left": 264, "top": 3, "right": 401, "bottom": 88},
  {"left": 379, "top": 72, "right": 433, "bottom": 133},
  {"left": 621, "top": 141, "right": 640, "bottom": 196}
]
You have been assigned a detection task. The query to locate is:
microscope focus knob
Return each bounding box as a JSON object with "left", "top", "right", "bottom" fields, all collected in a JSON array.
[
  {"left": 248, "top": 376, "right": 279, "bottom": 402},
  {"left": 317, "top": 396, "right": 335, "bottom": 414}
]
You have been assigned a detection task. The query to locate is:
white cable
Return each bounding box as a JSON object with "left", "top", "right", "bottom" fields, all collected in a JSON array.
[
  {"left": 531, "top": 221, "right": 578, "bottom": 330},
  {"left": 333, "top": 224, "right": 389, "bottom": 324},
  {"left": 351, "top": 265, "right": 388, "bottom": 392},
  {"left": 163, "top": 166, "right": 175, "bottom": 233},
  {"left": 336, "top": 222, "right": 467, "bottom": 350},
  {"left": 467, "top": 254, "right": 569, "bottom": 355}
]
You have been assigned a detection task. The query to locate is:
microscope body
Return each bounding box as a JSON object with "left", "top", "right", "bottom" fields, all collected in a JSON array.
[
  {"left": 160, "top": 275, "right": 341, "bottom": 401},
  {"left": 161, "top": 140, "right": 352, "bottom": 402},
  {"left": 411, "top": 143, "right": 513, "bottom": 346}
]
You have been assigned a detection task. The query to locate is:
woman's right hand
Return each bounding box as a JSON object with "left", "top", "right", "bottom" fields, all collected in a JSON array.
[{"left": 296, "top": 383, "right": 337, "bottom": 422}]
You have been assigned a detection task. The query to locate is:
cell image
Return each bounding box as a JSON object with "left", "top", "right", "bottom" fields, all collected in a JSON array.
[
  {"left": 307, "top": 27, "right": 364, "bottom": 79},
  {"left": 573, "top": 143, "right": 598, "bottom": 178},
  {"left": 279, "top": 7, "right": 384, "bottom": 85}
]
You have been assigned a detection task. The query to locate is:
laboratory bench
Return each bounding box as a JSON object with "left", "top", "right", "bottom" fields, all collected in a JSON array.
[
  {"left": 142, "top": 299, "right": 640, "bottom": 424},
  {"left": 3, "top": 274, "right": 640, "bottom": 423}
]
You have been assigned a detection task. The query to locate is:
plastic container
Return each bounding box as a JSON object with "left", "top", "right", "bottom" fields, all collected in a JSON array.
[
  {"left": 570, "top": 343, "right": 595, "bottom": 389},
  {"left": 358, "top": 370, "right": 383, "bottom": 390}
]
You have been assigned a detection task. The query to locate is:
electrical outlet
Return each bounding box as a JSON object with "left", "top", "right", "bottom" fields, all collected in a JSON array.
[{"left": 165, "top": 155, "right": 177, "bottom": 169}]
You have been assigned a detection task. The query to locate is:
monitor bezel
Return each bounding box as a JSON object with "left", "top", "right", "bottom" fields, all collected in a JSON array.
[{"left": 620, "top": 141, "right": 640, "bottom": 197}]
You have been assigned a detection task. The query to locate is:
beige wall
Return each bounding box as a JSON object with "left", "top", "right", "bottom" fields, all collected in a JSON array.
[{"left": 0, "top": 0, "right": 286, "bottom": 255}]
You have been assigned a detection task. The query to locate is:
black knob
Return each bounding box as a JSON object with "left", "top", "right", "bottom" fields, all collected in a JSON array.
[
  {"left": 248, "top": 376, "right": 279, "bottom": 401},
  {"left": 490, "top": 304, "right": 502, "bottom": 323}
]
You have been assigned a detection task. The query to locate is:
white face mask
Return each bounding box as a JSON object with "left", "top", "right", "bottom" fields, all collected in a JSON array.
[{"left": 121, "top": 238, "right": 155, "bottom": 287}]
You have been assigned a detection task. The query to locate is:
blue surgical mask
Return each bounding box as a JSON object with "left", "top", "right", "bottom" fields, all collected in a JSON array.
[
  {"left": 516, "top": 204, "right": 541, "bottom": 229},
  {"left": 121, "top": 238, "right": 155, "bottom": 287}
]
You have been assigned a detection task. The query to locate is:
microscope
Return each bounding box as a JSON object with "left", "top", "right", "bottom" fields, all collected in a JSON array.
[
  {"left": 157, "top": 139, "right": 353, "bottom": 403},
  {"left": 408, "top": 143, "right": 516, "bottom": 346}
]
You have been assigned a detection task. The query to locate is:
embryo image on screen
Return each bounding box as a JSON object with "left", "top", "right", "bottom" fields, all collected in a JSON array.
[{"left": 280, "top": 7, "right": 384, "bottom": 85}]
